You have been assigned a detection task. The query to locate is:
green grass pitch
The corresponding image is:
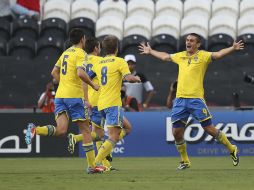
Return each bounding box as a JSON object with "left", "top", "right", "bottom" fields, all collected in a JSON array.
[{"left": 0, "top": 157, "right": 253, "bottom": 190}]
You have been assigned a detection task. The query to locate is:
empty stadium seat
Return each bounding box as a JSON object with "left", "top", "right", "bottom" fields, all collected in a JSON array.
[
  {"left": 0, "top": 18, "right": 11, "bottom": 41},
  {"left": 240, "top": 0, "right": 254, "bottom": 19},
  {"left": 184, "top": 0, "right": 211, "bottom": 20},
  {"left": 181, "top": 15, "right": 209, "bottom": 39},
  {"left": 37, "top": 36, "right": 64, "bottom": 60},
  {"left": 208, "top": 34, "right": 234, "bottom": 51},
  {"left": 237, "top": 34, "right": 254, "bottom": 54},
  {"left": 121, "top": 35, "right": 147, "bottom": 55},
  {"left": 8, "top": 37, "right": 35, "bottom": 59},
  {"left": 40, "top": 18, "right": 67, "bottom": 39},
  {"left": 44, "top": 0, "right": 71, "bottom": 23},
  {"left": 71, "top": 0, "right": 98, "bottom": 22},
  {"left": 209, "top": 15, "right": 237, "bottom": 39},
  {"left": 238, "top": 16, "right": 254, "bottom": 36},
  {"left": 124, "top": 16, "right": 151, "bottom": 39},
  {"left": 212, "top": 0, "right": 239, "bottom": 20},
  {"left": 0, "top": 38, "right": 7, "bottom": 56},
  {"left": 152, "top": 16, "right": 180, "bottom": 40},
  {"left": 99, "top": 0, "right": 126, "bottom": 21},
  {"left": 155, "top": 0, "right": 183, "bottom": 20},
  {"left": 69, "top": 17, "right": 95, "bottom": 38},
  {"left": 96, "top": 16, "right": 123, "bottom": 40},
  {"left": 127, "top": 0, "right": 155, "bottom": 20},
  {"left": 150, "top": 34, "right": 177, "bottom": 53},
  {"left": 12, "top": 17, "right": 39, "bottom": 40}
]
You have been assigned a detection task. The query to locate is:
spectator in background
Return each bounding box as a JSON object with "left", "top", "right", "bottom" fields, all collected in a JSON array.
[
  {"left": 121, "top": 85, "right": 140, "bottom": 112},
  {"left": 166, "top": 80, "right": 177, "bottom": 109},
  {"left": 0, "top": 0, "right": 13, "bottom": 22},
  {"left": 124, "top": 54, "right": 155, "bottom": 108},
  {"left": 38, "top": 81, "right": 55, "bottom": 113},
  {"left": 11, "top": 0, "right": 40, "bottom": 20}
]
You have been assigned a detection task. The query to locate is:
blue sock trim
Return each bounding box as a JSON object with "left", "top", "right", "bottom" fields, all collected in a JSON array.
[
  {"left": 46, "top": 125, "right": 55, "bottom": 136},
  {"left": 107, "top": 139, "right": 116, "bottom": 147},
  {"left": 200, "top": 119, "right": 212, "bottom": 127},
  {"left": 82, "top": 144, "right": 95, "bottom": 153}
]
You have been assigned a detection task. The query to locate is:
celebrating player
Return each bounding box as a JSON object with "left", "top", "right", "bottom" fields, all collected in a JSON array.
[
  {"left": 139, "top": 33, "right": 244, "bottom": 170},
  {"left": 25, "top": 28, "right": 104, "bottom": 174}
]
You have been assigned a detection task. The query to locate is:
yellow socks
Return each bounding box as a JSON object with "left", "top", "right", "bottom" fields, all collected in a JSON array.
[
  {"left": 95, "top": 139, "right": 115, "bottom": 164},
  {"left": 83, "top": 142, "right": 96, "bottom": 168},
  {"left": 217, "top": 131, "right": 235, "bottom": 153},
  {"left": 119, "top": 129, "right": 126, "bottom": 140},
  {"left": 176, "top": 141, "right": 190, "bottom": 163},
  {"left": 35, "top": 125, "right": 56, "bottom": 136}
]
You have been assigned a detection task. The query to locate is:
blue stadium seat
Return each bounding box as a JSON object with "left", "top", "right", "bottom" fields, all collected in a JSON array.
[
  {"left": 12, "top": 17, "right": 39, "bottom": 40},
  {"left": 0, "top": 18, "right": 11, "bottom": 41},
  {"left": 69, "top": 17, "right": 95, "bottom": 38},
  {"left": 37, "top": 36, "right": 64, "bottom": 60},
  {"left": 208, "top": 34, "right": 234, "bottom": 51},
  {"left": 150, "top": 34, "right": 177, "bottom": 53},
  {"left": 121, "top": 35, "right": 148, "bottom": 56},
  {"left": 8, "top": 37, "right": 36, "bottom": 59},
  {"left": 40, "top": 18, "right": 67, "bottom": 39}
]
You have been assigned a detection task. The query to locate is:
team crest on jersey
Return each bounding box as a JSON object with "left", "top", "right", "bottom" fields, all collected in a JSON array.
[{"left": 194, "top": 56, "right": 198, "bottom": 62}]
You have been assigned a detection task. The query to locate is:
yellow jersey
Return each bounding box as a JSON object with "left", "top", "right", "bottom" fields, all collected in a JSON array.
[
  {"left": 55, "top": 46, "right": 87, "bottom": 98},
  {"left": 171, "top": 50, "right": 212, "bottom": 98},
  {"left": 86, "top": 55, "right": 102, "bottom": 107},
  {"left": 92, "top": 55, "right": 131, "bottom": 110}
]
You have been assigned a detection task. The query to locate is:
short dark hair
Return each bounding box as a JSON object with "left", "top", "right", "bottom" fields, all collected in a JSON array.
[
  {"left": 85, "top": 37, "right": 100, "bottom": 54},
  {"left": 102, "top": 35, "right": 118, "bottom": 55},
  {"left": 187, "top": 33, "right": 201, "bottom": 43},
  {"left": 69, "top": 28, "right": 84, "bottom": 45}
]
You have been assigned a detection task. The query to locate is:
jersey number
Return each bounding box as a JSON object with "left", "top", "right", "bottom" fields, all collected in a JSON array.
[
  {"left": 62, "top": 55, "right": 69, "bottom": 75},
  {"left": 101, "top": 66, "right": 108, "bottom": 85}
]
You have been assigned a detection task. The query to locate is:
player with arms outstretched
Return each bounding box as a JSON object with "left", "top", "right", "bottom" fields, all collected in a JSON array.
[{"left": 139, "top": 33, "right": 244, "bottom": 170}]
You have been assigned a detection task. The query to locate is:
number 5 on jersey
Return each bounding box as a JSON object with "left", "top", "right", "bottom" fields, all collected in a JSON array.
[
  {"left": 62, "top": 55, "right": 69, "bottom": 75},
  {"left": 101, "top": 66, "right": 108, "bottom": 85}
]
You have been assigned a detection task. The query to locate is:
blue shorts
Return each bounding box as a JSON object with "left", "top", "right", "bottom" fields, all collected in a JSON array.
[
  {"left": 171, "top": 98, "right": 212, "bottom": 125},
  {"left": 91, "top": 106, "right": 105, "bottom": 128},
  {"left": 54, "top": 98, "right": 89, "bottom": 122},
  {"left": 100, "top": 106, "right": 123, "bottom": 128}
]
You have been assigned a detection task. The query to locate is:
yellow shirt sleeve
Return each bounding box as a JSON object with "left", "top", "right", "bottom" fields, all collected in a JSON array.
[
  {"left": 55, "top": 56, "right": 61, "bottom": 68},
  {"left": 203, "top": 51, "right": 212, "bottom": 64},
  {"left": 119, "top": 60, "right": 131, "bottom": 78},
  {"left": 170, "top": 52, "right": 182, "bottom": 65},
  {"left": 76, "top": 50, "right": 87, "bottom": 71}
]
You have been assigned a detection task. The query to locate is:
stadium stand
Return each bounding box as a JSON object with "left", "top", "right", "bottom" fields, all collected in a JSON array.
[
  {"left": 96, "top": 16, "right": 123, "bottom": 40},
  {"left": 43, "top": 0, "right": 71, "bottom": 23},
  {"left": 99, "top": 0, "right": 126, "bottom": 22},
  {"left": 40, "top": 18, "right": 67, "bottom": 39},
  {"left": 1, "top": 0, "right": 254, "bottom": 108},
  {"left": 155, "top": 0, "right": 183, "bottom": 20},
  {"left": 8, "top": 37, "right": 36, "bottom": 59},
  {"left": 12, "top": 17, "right": 39, "bottom": 40},
  {"left": 127, "top": 0, "right": 155, "bottom": 20},
  {"left": 71, "top": 0, "right": 98, "bottom": 23},
  {"left": 68, "top": 17, "right": 95, "bottom": 38}
]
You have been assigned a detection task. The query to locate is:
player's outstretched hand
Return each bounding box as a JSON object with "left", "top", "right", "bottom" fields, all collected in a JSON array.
[
  {"left": 93, "top": 84, "right": 100, "bottom": 91},
  {"left": 233, "top": 40, "right": 244, "bottom": 50},
  {"left": 138, "top": 42, "right": 151, "bottom": 55},
  {"left": 135, "top": 76, "right": 141, "bottom": 83}
]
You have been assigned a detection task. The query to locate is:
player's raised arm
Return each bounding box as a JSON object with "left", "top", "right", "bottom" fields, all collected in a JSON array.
[
  {"left": 77, "top": 68, "right": 99, "bottom": 91},
  {"left": 211, "top": 40, "right": 244, "bottom": 60},
  {"left": 138, "top": 42, "right": 172, "bottom": 62}
]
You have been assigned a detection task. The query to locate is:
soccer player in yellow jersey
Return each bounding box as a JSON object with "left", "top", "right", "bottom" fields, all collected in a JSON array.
[
  {"left": 139, "top": 33, "right": 244, "bottom": 170},
  {"left": 86, "top": 35, "right": 141, "bottom": 166},
  {"left": 25, "top": 28, "right": 104, "bottom": 174}
]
